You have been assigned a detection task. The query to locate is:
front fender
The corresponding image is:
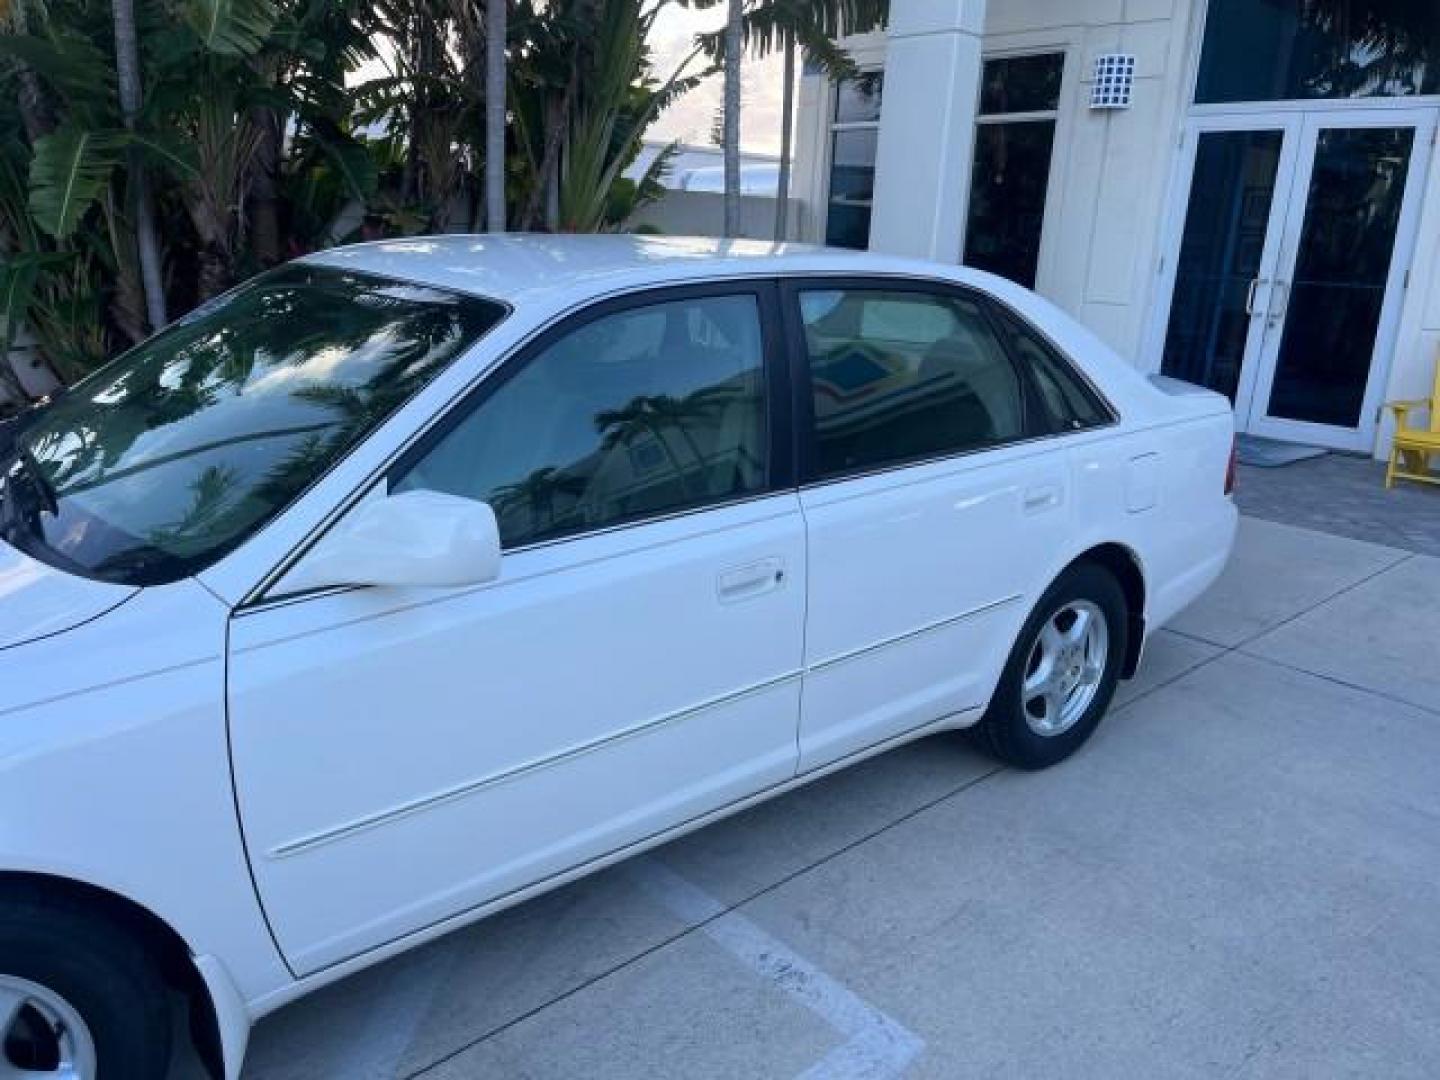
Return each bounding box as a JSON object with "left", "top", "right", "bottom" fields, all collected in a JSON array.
[{"left": 0, "top": 581, "right": 291, "bottom": 1012}]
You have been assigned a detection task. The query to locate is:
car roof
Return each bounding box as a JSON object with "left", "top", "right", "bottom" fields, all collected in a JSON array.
[{"left": 299, "top": 233, "right": 992, "bottom": 308}]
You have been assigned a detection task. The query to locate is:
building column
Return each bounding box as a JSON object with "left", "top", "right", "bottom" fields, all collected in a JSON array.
[{"left": 868, "top": 0, "right": 985, "bottom": 261}]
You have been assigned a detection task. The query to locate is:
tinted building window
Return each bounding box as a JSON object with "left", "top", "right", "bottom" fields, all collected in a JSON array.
[
  {"left": 980, "top": 53, "right": 1066, "bottom": 114},
  {"left": 798, "top": 289, "right": 1026, "bottom": 477},
  {"left": 397, "top": 295, "right": 767, "bottom": 548},
  {"left": 964, "top": 53, "right": 1064, "bottom": 289},
  {"left": 1196, "top": 0, "right": 1440, "bottom": 103},
  {"left": 825, "top": 75, "right": 883, "bottom": 250},
  {"left": 1160, "top": 130, "right": 1285, "bottom": 401}
]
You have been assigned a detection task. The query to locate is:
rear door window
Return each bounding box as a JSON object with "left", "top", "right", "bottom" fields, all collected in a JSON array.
[{"left": 793, "top": 286, "right": 1029, "bottom": 479}]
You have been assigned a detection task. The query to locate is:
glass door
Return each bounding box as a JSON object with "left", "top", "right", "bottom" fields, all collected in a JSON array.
[
  {"left": 1154, "top": 109, "right": 1433, "bottom": 451},
  {"left": 1248, "top": 111, "right": 1434, "bottom": 449},
  {"left": 1154, "top": 119, "right": 1300, "bottom": 426}
]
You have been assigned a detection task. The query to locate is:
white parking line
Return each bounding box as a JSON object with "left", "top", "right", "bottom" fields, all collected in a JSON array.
[{"left": 627, "top": 858, "right": 925, "bottom": 1079}]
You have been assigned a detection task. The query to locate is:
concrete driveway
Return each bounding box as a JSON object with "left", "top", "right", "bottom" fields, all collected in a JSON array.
[{"left": 241, "top": 515, "right": 1440, "bottom": 1079}]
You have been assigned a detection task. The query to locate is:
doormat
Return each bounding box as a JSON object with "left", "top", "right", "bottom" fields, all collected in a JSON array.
[{"left": 1236, "top": 434, "right": 1327, "bottom": 468}]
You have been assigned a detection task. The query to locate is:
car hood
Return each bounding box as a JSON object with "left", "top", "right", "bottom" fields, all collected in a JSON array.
[{"left": 0, "top": 540, "right": 137, "bottom": 651}]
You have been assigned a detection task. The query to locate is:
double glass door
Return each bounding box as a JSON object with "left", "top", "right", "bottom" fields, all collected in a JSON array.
[{"left": 1155, "top": 109, "right": 1433, "bottom": 450}]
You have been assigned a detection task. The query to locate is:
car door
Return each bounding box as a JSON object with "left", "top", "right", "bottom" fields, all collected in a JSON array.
[
  {"left": 228, "top": 283, "right": 805, "bottom": 975},
  {"left": 783, "top": 278, "right": 1071, "bottom": 773}
]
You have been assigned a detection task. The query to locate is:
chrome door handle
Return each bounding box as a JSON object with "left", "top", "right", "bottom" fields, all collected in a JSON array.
[
  {"left": 1245, "top": 277, "right": 1268, "bottom": 316},
  {"left": 1266, "top": 280, "right": 1289, "bottom": 327},
  {"left": 1023, "top": 485, "right": 1062, "bottom": 514},
  {"left": 717, "top": 557, "right": 786, "bottom": 604}
]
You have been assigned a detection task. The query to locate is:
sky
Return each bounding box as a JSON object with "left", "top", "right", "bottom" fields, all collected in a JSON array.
[
  {"left": 645, "top": 6, "right": 788, "bottom": 156},
  {"left": 350, "top": 7, "right": 790, "bottom": 157}
]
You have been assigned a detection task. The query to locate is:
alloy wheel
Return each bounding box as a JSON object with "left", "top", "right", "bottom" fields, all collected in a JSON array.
[
  {"left": 0, "top": 976, "right": 96, "bottom": 1080},
  {"left": 1022, "top": 599, "right": 1109, "bottom": 737}
]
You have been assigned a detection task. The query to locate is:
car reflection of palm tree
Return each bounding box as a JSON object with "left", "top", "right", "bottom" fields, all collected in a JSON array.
[
  {"left": 33, "top": 287, "right": 468, "bottom": 495},
  {"left": 594, "top": 386, "right": 750, "bottom": 494},
  {"left": 146, "top": 464, "right": 240, "bottom": 553},
  {"left": 491, "top": 467, "right": 588, "bottom": 538}
]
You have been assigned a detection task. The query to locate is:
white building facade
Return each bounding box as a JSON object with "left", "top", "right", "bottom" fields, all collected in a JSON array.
[{"left": 790, "top": 0, "right": 1440, "bottom": 457}]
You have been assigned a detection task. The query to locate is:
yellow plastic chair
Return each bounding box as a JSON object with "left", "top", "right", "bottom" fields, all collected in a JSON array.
[{"left": 1385, "top": 352, "right": 1440, "bottom": 489}]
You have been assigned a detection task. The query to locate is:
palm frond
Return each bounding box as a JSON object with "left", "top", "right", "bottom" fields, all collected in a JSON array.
[
  {"left": 184, "top": 0, "right": 278, "bottom": 57},
  {"left": 27, "top": 124, "right": 125, "bottom": 238}
]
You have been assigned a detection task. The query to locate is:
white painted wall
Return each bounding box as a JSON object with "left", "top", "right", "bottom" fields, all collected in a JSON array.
[
  {"left": 867, "top": 0, "right": 985, "bottom": 260},
  {"left": 626, "top": 189, "right": 799, "bottom": 241}
]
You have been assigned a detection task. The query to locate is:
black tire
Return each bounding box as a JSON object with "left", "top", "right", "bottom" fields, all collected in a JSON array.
[
  {"left": 0, "top": 889, "right": 173, "bottom": 1080},
  {"left": 975, "top": 562, "right": 1128, "bottom": 770}
]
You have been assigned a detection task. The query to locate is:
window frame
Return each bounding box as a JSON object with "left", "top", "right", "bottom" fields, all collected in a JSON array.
[
  {"left": 963, "top": 50, "right": 1068, "bottom": 290},
  {"left": 778, "top": 276, "right": 1056, "bottom": 486},
  {"left": 385, "top": 279, "right": 795, "bottom": 554},
  {"left": 823, "top": 72, "right": 885, "bottom": 249},
  {"left": 983, "top": 296, "right": 1120, "bottom": 434}
]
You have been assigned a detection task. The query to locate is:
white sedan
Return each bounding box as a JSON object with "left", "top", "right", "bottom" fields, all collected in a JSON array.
[{"left": 0, "top": 236, "right": 1235, "bottom": 1079}]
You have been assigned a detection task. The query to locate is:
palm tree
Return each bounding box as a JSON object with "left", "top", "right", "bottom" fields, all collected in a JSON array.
[
  {"left": 485, "top": 0, "right": 508, "bottom": 231},
  {"left": 595, "top": 394, "right": 692, "bottom": 482},
  {"left": 111, "top": 0, "right": 166, "bottom": 330},
  {"left": 698, "top": 0, "right": 888, "bottom": 242},
  {"left": 492, "top": 465, "right": 586, "bottom": 533},
  {"left": 774, "top": 29, "right": 795, "bottom": 240},
  {"left": 721, "top": 0, "right": 742, "bottom": 237}
]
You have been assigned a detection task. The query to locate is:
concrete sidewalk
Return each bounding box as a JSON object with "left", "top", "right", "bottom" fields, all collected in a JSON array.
[{"left": 242, "top": 517, "right": 1440, "bottom": 1079}]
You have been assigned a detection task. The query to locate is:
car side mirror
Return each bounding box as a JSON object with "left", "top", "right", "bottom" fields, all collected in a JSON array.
[{"left": 281, "top": 489, "right": 501, "bottom": 594}]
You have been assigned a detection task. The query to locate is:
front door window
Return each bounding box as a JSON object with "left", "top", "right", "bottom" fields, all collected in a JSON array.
[{"left": 396, "top": 293, "right": 769, "bottom": 547}]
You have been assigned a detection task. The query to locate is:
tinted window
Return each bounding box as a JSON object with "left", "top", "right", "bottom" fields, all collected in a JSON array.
[
  {"left": 835, "top": 73, "right": 884, "bottom": 122},
  {"left": 825, "top": 129, "right": 879, "bottom": 250},
  {"left": 993, "top": 306, "right": 1112, "bottom": 431},
  {"left": 395, "top": 294, "right": 767, "bottom": 548},
  {"left": 0, "top": 266, "right": 505, "bottom": 585},
  {"left": 826, "top": 75, "right": 883, "bottom": 250},
  {"left": 1196, "top": 0, "right": 1440, "bottom": 103},
  {"left": 979, "top": 53, "right": 1064, "bottom": 114},
  {"left": 964, "top": 121, "right": 1057, "bottom": 289},
  {"left": 798, "top": 289, "right": 1025, "bottom": 477}
]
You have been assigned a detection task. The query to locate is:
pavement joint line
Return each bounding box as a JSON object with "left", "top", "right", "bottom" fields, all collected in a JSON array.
[
  {"left": 1162, "top": 549, "right": 1415, "bottom": 657},
  {"left": 1231, "top": 647, "right": 1440, "bottom": 721},
  {"left": 1229, "top": 551, "right": 1415, "bottom": 653},
  {"left": 1112, "top": 552, "right": 1419, "bottom": 719},
  {"left": 405, "top": 763, "right": 1004, "bottom": 1078},
  {"left": 1109, "top": 649, "right": 1223, "bottom": 715},
  {"left": 626, "top": 858, "right": 926, "bottom": 1079},
  {"left": 320, "top": 943, "right": 460, "bottom": 1079}
]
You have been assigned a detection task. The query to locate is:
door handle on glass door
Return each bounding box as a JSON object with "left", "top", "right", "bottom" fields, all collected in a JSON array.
[
  {"left": 1245, "top": 277, "right": 1268, "bottom": 316},
  {"left": 717, "top": 557, "right": 786, "bottom": 604},
  {"left": 1266, "top": 280, "right": 1289, "bottom": 327}
]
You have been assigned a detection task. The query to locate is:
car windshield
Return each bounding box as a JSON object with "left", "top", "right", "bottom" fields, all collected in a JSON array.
[{"left": 0, "top": 264, "right": 506, "bottom": 586}]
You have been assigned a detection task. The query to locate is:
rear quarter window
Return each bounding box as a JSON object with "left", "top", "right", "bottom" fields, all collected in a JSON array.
[{"left": 991, "top": 304, "right": 1115, "bottom": 432}]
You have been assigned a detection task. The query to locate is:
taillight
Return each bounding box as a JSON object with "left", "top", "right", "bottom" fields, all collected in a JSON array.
[{"left": 1224, "top": 437, "right": 1238, "bottom": 495}]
